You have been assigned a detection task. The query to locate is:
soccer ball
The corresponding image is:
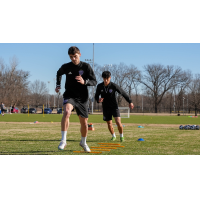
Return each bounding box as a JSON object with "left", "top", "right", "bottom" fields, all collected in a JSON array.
[
  {"left": 184, "top": 125, "right": 189, "bottom": 130},
  {"left": 188, "top": 125, "right": 192, "bottom": 130},
  {"left": 196, "top": 125, "right": 200, "bottom": 130},
  {"left": 189, "top": 125, "right": 193, "bottom": 130},
  {"left": 179, "top": 125, "right": 183, "bottom": 130},
  {"left": 190, "top": 125, "right": 195, "bottom": 130}
]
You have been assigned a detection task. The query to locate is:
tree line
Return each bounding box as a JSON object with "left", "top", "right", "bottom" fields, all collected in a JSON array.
[
  {"left": 92, "top": 63, "right": 200, "bottom": 115},
  {"left": 1, "top": 57, "right": 200, "bottom": 115}
]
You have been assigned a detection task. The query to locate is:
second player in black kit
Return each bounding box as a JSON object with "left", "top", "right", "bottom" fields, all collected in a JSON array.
[
  {"left": 95, "top": 81, "right": 132, "bottom": 121},
  {"left": 95, "top": 71, "right": 134, "bottom": 142}
]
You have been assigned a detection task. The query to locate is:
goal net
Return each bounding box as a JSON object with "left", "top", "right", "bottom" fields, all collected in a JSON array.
[{"left": 118, "top": 107, "right": 130, "bottom": 118}]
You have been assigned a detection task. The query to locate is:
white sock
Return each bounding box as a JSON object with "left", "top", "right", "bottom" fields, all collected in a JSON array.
[
  {"left": 81, "top": 136, "right": 87, "bottom": 145},
  {"left": 112, "top": 133, "right": 116, "bottom": 137},
  {"left": 61, "top": 131, "right": 67, "bottom": 141},
  {"left": 120, "top": 133, "right": 123, "bottom": 137}
]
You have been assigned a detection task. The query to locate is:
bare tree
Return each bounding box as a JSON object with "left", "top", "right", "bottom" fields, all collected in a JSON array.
[
  {"left": 175, "top": 86, "right": 185, "bottom": 114},
  {"left": 110, "top": 63, "right": 130, "bottom": 105},
  {"left": 126, "top": 65, "right": 141, "bottom": 96},
  {"left": 94, "top": 63, "right": 141, "bottom": 107},
  {"left": 125, "top": 65, "right": 141, "bottom": 111},
  {"left": 29, "top": 80, "right": 48, "bottom": 108},
  {"left": 187, "top": 74, "right": 200, "bottom": 116},
  {"left": 138, "top": 64, "right": 191, "bottom": 113},
  {"left": 0, "top": 56, "right": 30, "bottom": 107}
]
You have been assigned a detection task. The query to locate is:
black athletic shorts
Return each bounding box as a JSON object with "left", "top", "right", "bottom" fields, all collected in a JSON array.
[
  {"left": 103, "top": 107, "right": 120, "bottom": 121},
  {"left": 63, "top": 97, "right": 88, "bottom": 118}
]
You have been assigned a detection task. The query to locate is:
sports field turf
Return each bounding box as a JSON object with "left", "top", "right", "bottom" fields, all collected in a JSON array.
[
  {"left": 0, "top": 113, "right": 199, "bottom": 124},
  {"left": 0, "top": 114, "right": 200, "bottom": 155}
]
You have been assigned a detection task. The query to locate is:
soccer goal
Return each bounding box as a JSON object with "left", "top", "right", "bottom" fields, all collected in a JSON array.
[{"left": 118, "top": 107, "right": 130, "bottom": 118}]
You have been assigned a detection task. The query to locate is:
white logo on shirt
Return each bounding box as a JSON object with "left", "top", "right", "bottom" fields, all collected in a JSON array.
[
  {"left": 101, "top": 90, "right": 103, "bottom": 92},
  {"left": 68, "top": 72, "right": 72, "bottom": 74}
]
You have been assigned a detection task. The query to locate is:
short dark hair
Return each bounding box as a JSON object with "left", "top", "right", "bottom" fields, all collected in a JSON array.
[
  {"left": 68, "top": 46, "right": 80, "bottom": 55},
  {"left": 102, "top": 71, "right": 111, "bottom": 78}
]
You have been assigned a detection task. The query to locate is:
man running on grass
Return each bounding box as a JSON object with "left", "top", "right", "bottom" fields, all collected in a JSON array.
[
  {"left": 1, "top": 102, "right": 6, "bottom": 116},
  {"left": 95, "top": 71, "right": 134, "bottom": 142},
  {"left": 55, "top": 46, "right": 97, "bottom": 152}
]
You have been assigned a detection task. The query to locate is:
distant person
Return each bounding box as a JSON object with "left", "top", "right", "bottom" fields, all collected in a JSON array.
[
  {"left": 11, "top": 104, "right": 15, "bottom": 113},
  {"left": 55, "top": 46, "right": 97, "bottom": 152},
  {"left": 1, "top": 102, "right": 6, "bottom": 116},
  {"left": 95, "top": 71, "right": 134, "bottom": 142}
]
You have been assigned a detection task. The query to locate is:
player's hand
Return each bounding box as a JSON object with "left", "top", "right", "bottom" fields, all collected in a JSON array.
[
  {"left": 99, "top": 98, "right": 104, "bottom": 103},
  {"left": 129, "top": 103, "right": 134, "bottom": 109},
  {"left": 55, "top": 87, "right": 60, "bottom": 93},
  {"left": 75, "top": 75, "right": 85, "bottom": 85}
]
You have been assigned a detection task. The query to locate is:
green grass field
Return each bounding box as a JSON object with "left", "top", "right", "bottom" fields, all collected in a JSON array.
[
  {"left": 0, "top": 114, "right": 200, "bottom": 155},
  {"left": 0, "top": 113, "right": 199, "bottom": 124}
]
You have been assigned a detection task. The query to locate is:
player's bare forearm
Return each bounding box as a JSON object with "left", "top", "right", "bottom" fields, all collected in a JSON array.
[{"left": 129, "top": 103, "right": 134, "bottom": 109}]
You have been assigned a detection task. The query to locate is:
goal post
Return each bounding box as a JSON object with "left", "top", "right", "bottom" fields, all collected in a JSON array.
[{"left": 118, "top": 107, "right": 130, "bottom": 118}]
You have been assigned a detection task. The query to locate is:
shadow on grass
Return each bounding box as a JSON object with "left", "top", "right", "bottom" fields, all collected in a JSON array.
[
  {"left": 0, "top": 139, "right": 104, "bottom": 143},
  {"left": 0, "top": 149, "right": 74, "bottom": 154},
  {"left": 0, "top": 139, "right": 77, "bottom": 142}
]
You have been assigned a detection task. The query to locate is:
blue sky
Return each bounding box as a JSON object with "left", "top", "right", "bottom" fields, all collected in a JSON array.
[{"left": 0, "top": 43, "right": 200, "bottom": 95}]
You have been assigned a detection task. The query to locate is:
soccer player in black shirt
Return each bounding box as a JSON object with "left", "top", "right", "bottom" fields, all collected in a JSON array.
[
  {"left": 95, "top": 71, "right": 134, "bottom": 141},
  {"left": 55, "top": 46, "right": 97, "bottom": 152}
]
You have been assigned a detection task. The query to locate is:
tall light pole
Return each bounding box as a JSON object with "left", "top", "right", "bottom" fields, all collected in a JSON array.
[
  {"left": 183, "top": 97, "right": 185, "bottom": 115},
  {"left": 104, "top": 64, "right": 112, "bottom": 71},
  {"left": 85, "top": 59, "right": 93, "bottom": 64},
  {"left": 92, "top": 43, "right": 94, "bottom": 114},
  {"left": 85, "top": 58, "right": 93, "bottom": 113},
  {"left": 142, "top": 95, "right": 143, "bottom": 113},
  {"left": 174, "top": 88, "right": 176, "bottom": 113},
  {"left": 85, "top": 43, "right": 95, "bottom": 114},
  {"left": 48, "top": 81, "right": 50, "bottom": 108},
  {"left": 54, "top": 78, "right": 56, "bottom": 108},
  {"left": 187, "top": 94, "right": 188, "bottom": 114}
]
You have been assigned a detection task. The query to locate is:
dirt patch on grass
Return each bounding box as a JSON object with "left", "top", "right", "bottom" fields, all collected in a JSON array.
[
  {"left": 0, "top": 121, "right": 180, "bottom": 128},
  {"left": 93, "top": 123, "right": 179, "bottom": 128}
]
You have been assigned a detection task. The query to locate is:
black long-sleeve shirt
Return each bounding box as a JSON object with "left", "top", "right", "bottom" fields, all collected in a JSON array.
[
  {"left": 95, "top": 82, "right": 132, "bottom": 108},
  {"left": 56, "top": 61, "right": 97, "bottom": 99}
]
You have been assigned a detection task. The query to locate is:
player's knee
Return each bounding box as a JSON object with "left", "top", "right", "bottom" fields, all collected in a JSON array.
[
  {"left": 116, "top": 121, "right": 121, "bottom": 127},
  {"left": 63, "top": 109, "right": 71, "bottom": 118},
  {"left": 83, "top": 119, "right": 88, "bottom": 126},
  {"left": 83, "top": 123, "right": 88, "bottom": 128},
  {"left": 79, "top": 117, "right": 88, "bottom": 125},
  {"left": 81, "top": 121, "right": 88, "bottom": 129}
]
